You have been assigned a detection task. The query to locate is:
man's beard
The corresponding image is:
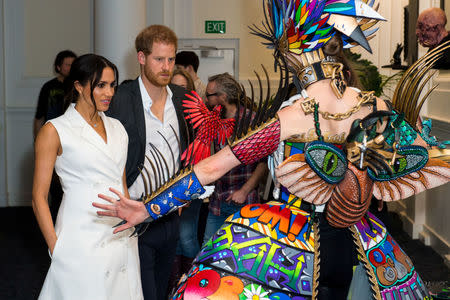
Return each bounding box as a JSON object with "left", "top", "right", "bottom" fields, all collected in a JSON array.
[
  {"left": 144, "top": 67, "right": 172, "bottom": 87},
  {"left": 418, "top": 33, "right": 439, "bottom": 48}
]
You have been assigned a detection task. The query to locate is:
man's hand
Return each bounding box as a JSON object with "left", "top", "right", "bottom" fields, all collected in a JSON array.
[
  {"left": 226, "top": 188, "right": 249, "bottom": 205},
  {"left": 93, "top": 188, "right": 150, "bottom": 234}
]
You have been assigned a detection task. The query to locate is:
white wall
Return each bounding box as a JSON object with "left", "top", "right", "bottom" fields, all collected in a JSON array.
[
  {"left": 1, "top": 0, "right": 92, "bottom": 206},
  {"left": 24, "top": 0, "right": 92, "bottom": 77}
]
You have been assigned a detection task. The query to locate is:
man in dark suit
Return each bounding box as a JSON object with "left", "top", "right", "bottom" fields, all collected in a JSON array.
[{"left": 106, "top": 24, "right": 190, "bottom": 300}]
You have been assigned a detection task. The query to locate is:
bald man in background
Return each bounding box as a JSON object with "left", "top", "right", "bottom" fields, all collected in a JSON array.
[{"left": 416, "top": 7, "right": 450, "bottom": 69}]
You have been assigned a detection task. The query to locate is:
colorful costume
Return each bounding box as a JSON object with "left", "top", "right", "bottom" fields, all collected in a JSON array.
[{"left": 129, "top": 1, "right": 450, "bottom": 299}]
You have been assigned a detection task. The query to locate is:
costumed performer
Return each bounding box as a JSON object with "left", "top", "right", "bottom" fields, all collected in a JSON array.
[{"left": 94, "top": 1, "right": 450, "bottom": 299}]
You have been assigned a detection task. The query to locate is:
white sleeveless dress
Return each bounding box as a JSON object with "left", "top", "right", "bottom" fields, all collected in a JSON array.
[{"left": 38, "top": 104, "right": 143, "bottom": 300}]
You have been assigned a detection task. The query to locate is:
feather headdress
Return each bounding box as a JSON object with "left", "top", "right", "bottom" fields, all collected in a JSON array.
[{"left": 250, "top": 0, "right": 385, "bottom": 56}]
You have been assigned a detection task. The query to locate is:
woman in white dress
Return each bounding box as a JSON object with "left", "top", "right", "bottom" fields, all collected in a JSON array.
[{"left": 32, "top": 54, "right": 143, "bottom": 300}]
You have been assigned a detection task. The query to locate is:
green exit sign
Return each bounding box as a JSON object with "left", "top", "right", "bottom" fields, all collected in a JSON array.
[{"left": 205, "top": 20, "right": 226, "bottom": 34}]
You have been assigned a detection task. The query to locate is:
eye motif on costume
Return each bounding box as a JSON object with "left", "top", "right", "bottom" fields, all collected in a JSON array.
[
  {"left": 368, "top": 146, "right": 428, "bottom": 181},
  {"left": 276, "top": 140, "right": 450, "bottom": 223},
  {"left": 275, "top": 141, "right": 347, "bottom": 205},
  {"left": 372, "top": 146, "right": 450, "bottom": 202},
  {"left": 304, "top": 141, "right": 347, "bottom": 184}
]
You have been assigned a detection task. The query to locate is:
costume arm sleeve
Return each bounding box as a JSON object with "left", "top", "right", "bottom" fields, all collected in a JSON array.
[
  {"left": 230, "top": 117, "right": 281, "bottom": 165},
  {"left": 141, "top": 168, "right": 210, "bottom": 221}
]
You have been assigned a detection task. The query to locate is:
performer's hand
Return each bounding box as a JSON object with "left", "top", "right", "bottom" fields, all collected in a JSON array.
[
  {"left": 93, "top": 188, "right": 150, "bottom": 234},
  {"left": 226, "top": 188, "right": 248, "bottom": 205}
]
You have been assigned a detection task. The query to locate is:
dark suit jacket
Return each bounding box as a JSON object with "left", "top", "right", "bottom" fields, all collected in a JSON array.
[{"left": 106, "top": 79, "right": 191, "bottom": 188}]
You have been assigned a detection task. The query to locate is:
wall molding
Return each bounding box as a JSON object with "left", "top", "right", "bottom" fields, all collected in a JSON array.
[
  {"left": 4, "top": 0, "right": 46, "bottom": 107},
  {"left": 421, "top": 223, "right": 450, "bottom": 261}
]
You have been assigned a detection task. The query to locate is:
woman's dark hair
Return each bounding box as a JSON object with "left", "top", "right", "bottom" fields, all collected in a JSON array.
[
  {"left": 323, "top": 33, "right": 360, "bottom": 88},
  {"left": 54, "top": 50, "right": 77, "bottom": 74},
  {"left": 64, "top": 54, "right": 118, "bottom": 115}
]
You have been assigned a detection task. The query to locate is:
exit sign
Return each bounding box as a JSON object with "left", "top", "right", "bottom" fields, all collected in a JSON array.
[{"left": 205, "top": 21, "right": 226, "bottom": 34}]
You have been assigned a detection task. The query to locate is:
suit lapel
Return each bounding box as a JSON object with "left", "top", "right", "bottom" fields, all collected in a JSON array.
[
  {"left": 131, "top": 80, "right": 146, "bottom": 150},
  {"left": 169, "top": 84, "right": 189, "bottom": 153}
]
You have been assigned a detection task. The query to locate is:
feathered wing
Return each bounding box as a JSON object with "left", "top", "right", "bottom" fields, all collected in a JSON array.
[
  {"left": 181, "top": 91, "right": 234, "bottom": 165},
  {"left": 275, "top": 153, "right": 336, "bottom": 205},
  {"left": 373, "top": 158, "right": 450, "bottom": 202},
  {"left": 216, "top": 117, "right": 234, "bottom": 145}
]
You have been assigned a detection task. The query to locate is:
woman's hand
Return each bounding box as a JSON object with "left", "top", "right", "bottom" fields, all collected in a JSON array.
[{"left": 93, "top": 188, "right": 150, "bottom": 234}]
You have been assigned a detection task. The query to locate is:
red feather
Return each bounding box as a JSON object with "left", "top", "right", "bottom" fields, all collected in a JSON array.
[{"left": 181, "top": 91, "right": 235, "bottom": 165}]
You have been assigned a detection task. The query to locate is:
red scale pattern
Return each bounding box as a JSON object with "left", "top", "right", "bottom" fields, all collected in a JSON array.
[{"left": 231, "top": 119, "right": 281, "bottom": 165}]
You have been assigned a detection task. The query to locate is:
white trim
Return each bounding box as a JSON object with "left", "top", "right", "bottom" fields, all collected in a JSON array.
[
  {"left": 5, "top": 106, "right": 35, "bottom": 113},
  {"left": 421, "top": 223, "right": 450, "bottom": 262},
  {"left": 397, "top": 210, "right": 419, "bottom": 238},
  {"left": 6, "top": 192, "right": 32, "bottom": 207}
]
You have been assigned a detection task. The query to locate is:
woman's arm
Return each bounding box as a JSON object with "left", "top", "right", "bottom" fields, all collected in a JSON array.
[{"left": 32, "top": 122, "right": 61, "bottom": 254}]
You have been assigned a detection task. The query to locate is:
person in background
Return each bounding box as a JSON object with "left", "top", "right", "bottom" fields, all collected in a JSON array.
[
  {"left": 105, "top": 24, "right": 191, "bottom": 300},
  {"left": 416, "top": 7, "right": 450, "bottom": 69},
  {"left": 171, "top": 68, "right": 195, "bottom": 91},
  {"left": 34, "top": 50, "right": 77, "bottom": 138},
  {"left": 202, "top": 72, "right": 267, "bottom": 244},
  {"left": 33, "top": 54, "right": 143, "bottom": 299},
  {"left": 33, "top": 49, "right": 77, "bottom": 222},
  {"left": 167, "top": 68, "right": 202, "bottom": 293},
  {"left": 175, "top": 51, "right": 207, "bottom": 99}
]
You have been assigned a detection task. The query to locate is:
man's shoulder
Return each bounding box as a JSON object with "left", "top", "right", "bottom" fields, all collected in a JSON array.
[
  {"left": 108, "top": 79, "right": 140, "bottom": 117},
  {"left": 116, "top": 78, "right": 139, "bottom": 96},
  {"left": 168, "top": 83, "right": 188, "bottom": 99},
  {"left": 41, "top": 77, "right": 61, "bottom": 89}
]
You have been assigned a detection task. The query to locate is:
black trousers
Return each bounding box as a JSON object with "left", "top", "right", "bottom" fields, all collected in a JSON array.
[
  {"left": 317, "top": 214, "right": 358, "bottom": 300},
  {"left": 138, "top": 213, "right": 180, "bottom": 300}
]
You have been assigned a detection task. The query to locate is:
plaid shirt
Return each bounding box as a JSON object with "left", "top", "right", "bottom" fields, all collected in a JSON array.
[{"left": 209, "top": 107, "right": 263, "bottom": 216}]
